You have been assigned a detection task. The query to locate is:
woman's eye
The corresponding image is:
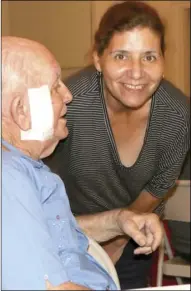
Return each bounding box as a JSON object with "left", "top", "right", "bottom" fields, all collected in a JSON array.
[
  {"left": 114, "top": 54, "right": 127, "bottom": 60},
  {"left": 143, "top": 55, "right": 156, "bottom": 62}
]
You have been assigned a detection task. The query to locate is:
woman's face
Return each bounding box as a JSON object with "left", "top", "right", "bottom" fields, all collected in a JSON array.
[{"left": 93, "top": 27, "right": 164, "bottom": 110}]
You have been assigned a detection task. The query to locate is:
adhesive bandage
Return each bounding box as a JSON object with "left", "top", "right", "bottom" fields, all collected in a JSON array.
[{"left": 21, "top": 85, "right": 54, "bottom": 141}]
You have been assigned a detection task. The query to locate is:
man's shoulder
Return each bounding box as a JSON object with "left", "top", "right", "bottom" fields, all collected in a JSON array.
[
  {"left": 2, "top": 151, "right": 43, "bottom": 218},
  {"left": 2, "top": 151, "right": 33, "bottom": 191},
  {"left": 3, "top": 151, "right": 26, "bottom": 175}
]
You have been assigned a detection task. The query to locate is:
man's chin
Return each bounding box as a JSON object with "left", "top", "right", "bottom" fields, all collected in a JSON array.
[
  {"left": 40, "top": 140, "right": 59, "bottom": 159},
  {"left": 58, "top": 130, "right": 69, "bottom": 142},
  {"left": 40, "top": 131, "right": 68, "bottom": 159}
]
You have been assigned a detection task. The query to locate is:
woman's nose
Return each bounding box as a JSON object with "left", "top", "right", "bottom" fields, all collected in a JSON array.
[{"left": 130, "top": 59, "right": 143, "bottom": 80}]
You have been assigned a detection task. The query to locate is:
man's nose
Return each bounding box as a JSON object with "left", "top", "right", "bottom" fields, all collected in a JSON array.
[
  {"left": 64, "top": 90, "right": 73, "bottom": 104},
  {"left": 62, "top": 84, "right": 73, "bottom": 104}
]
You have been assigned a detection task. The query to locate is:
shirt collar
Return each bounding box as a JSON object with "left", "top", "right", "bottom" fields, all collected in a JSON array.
[{"left": 2, "top": 139, "right": 46, "bottom": 169}]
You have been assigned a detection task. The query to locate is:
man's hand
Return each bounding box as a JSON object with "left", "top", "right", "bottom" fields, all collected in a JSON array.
[
  {"left": 46, "top": 279, "right": 91, "bottom": 290},
  {"left": 77, "top": 207, "right": 163, "bottom": 252},
  {"left": 117, "top": 209, "right": 163, "bottom": 255}
]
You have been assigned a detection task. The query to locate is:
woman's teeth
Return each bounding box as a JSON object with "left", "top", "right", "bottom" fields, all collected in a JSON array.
[{"left": 124, "top": 84, "right": 144, "bottom": 90}]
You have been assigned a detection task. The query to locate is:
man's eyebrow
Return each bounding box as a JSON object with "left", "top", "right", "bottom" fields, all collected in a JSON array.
[{"left": 52, "top": 73, "right": 61, "bottom": 88}]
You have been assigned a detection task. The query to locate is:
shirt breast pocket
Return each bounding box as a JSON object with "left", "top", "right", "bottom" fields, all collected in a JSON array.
[{"left": 44, "top": 200, "right": 78, "bottom": 251}]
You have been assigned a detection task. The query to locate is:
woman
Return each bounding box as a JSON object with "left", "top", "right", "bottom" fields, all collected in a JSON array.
[{"left": 44, "top": 1, "right": 190, "bottom": 289}]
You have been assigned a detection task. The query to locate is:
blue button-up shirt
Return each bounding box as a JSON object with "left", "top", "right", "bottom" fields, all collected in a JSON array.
[{"left": 2, "top": 140, "right": 117, "bottom": 290}]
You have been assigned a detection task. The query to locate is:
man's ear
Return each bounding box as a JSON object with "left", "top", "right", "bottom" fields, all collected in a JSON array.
[
  {"left": 10, "top": 95, "right": 31, "bottom": 131},
  {"left": 92, "top": 51, "right": 102, "bottom": 73}
]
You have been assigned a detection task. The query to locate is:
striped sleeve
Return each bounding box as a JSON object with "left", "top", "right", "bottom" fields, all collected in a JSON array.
[{"left": 145, "top": 120, "right": 190, "bottom": 198}]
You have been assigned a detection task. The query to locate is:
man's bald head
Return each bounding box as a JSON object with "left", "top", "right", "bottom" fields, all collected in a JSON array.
[
  {"left": 2, "top": 36, "right": 72, "bottom": 159},
  {"left": 2, "top": 36, "right": 60, "bottom": 108}
]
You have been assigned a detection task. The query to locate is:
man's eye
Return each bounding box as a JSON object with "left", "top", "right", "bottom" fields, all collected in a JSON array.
[
  {"left": 55, "top": 84, "right": 61, "bottom": 92},
  {"left": 143, "top": 55, "right": 157, "bottom": 62}
]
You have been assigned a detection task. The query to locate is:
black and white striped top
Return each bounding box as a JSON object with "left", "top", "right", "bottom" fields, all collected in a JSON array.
[{"left": 45, "top": 66, "right": 190, "bottom": 216}]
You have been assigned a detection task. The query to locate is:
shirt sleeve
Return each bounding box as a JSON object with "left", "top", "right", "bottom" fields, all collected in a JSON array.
[
  {"left": 145, "top": 122, "right": 190, "bottom": 198},
  {"left": 2, "top": 167, "right": 70, "bottom": 290}
]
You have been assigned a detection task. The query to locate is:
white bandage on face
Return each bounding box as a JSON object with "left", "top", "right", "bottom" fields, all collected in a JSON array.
[{"left": 21, "top": 85, "right": 54, "bottom": 141}]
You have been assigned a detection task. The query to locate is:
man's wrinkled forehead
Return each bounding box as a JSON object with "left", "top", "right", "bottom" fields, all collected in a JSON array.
[
  {"left": 50, "top": 56, "right": 61, "bottom": 74},
  {"left": 38, "top": 58, "right": 61, "bottom": 88}
]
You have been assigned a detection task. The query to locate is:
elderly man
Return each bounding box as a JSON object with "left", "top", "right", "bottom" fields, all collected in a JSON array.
[{"left": 2, "top": 36, "right": 163, "bottom": 290}]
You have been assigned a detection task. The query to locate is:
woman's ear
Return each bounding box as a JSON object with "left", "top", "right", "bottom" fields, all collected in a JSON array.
[
  {"left": 92, "top": 51, "right": 102, "bottom": 73},
  {"left": 10, "top": 95, "right": 31, "bottom": 131}
]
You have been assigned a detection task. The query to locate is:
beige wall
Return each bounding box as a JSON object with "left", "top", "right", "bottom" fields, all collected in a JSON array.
[
  {"left": 91, "top": 1, "right": 112, "bottom": 37},
  {"left": 2, "top": 0, "right": 10, "bottom": 35},
  {"left": 2, "top": 1, "right": 93, "bottom": 79},
  {"left": 144, "top": 1, "right": 190, "bottom": 96},
  {"left": 7, "top": 1, "right": 91, "bottom": 67}
]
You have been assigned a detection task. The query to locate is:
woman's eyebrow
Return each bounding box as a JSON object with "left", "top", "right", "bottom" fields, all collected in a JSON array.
[
  {"left": 110, "top": 49, "right": 159, "bottom": 54},
  {"left": 144, "top": 50, "right": 158, "bottom": 54},
  {"left": 110, "top": 50, "right": 130, "bottom": 55}
]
